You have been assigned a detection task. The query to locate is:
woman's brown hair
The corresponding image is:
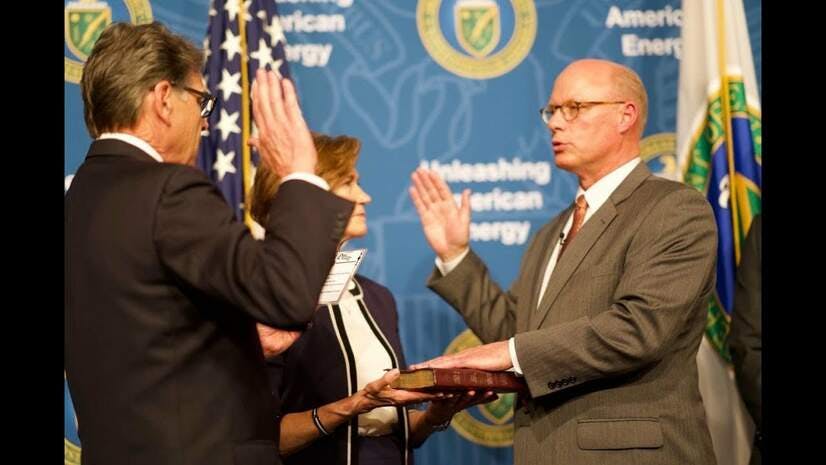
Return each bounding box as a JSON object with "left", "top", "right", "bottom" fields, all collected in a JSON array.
[{"left": 249, "top": 132, "right": 361, "bottom": 224}]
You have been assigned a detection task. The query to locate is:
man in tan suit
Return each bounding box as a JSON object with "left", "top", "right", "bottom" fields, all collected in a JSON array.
[{"left": 409, "top": 59, "right": 718, "bottom": 465}]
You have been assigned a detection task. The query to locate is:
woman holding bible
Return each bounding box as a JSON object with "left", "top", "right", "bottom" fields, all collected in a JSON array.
[{"left": 250, "top": 132, "right": 493, "bottom": 465}]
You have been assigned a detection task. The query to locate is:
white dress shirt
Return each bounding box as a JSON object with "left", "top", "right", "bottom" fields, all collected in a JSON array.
[{"left": 336, "top": 279, "right": 398, "bottom": 436}]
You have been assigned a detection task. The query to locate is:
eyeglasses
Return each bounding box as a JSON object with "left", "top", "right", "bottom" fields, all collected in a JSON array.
[
  {"left": 539, "top": 100, "right": 625, "bottom": 123},
  {"left": 176, "top": 84, "right": 216, "bottom": 118}
]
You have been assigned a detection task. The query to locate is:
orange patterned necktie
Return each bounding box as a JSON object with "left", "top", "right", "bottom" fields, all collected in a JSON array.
[{"left": 559, "top": 194, "right": 588, "bottom": 258}]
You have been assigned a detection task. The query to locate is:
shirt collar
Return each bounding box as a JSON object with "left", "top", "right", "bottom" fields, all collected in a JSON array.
[
  {"left": 98, "top": 132, "right": 164, "bottom": 163},
  {"left": 576, "top": 157, "right": 641, "bottom": 212}
]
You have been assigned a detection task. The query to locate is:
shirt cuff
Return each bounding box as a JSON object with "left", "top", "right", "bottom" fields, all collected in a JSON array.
[
  {"left": 508, "top": 337, "right": 523, "bottom": 376},
  {"left": 434, "top": 247, "right": 470, "bottom": 276},
  {"left": 281, "top": 172, "right": 329, "bottom": 191}
]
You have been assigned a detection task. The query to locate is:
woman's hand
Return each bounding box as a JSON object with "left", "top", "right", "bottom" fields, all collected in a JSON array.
[
  {"left": 424, "top": 390, "right": 498, "bottom": 426},
  {"left": 352, "top": 369, "right": 443, "bottom": 414}
]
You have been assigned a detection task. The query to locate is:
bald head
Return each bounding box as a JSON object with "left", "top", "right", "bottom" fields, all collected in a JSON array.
[
  {"left": 557, "top": 59, "right": 648, "bottom": 136},
  {"left": 545, "top": 59, "right": 649, "bottom": 187}
]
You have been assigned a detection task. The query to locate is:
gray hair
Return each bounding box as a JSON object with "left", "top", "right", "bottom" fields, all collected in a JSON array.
[{"left": 80, "top": 22, "right": 203, "bottom": 138}]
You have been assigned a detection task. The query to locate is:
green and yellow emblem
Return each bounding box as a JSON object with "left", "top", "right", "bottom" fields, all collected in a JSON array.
[
  {"left": 418, "top": 0, "right": 536, "bottom": 80},
  {"left": 443, "top": 329, "right": 514, "bottom": 447},
  {"left": 454, "top": 0, "right": 500, "bottom": 58},
  {"left": 681, "top": 76, "right": 762, "bottom": 362},
  {"left": 65, "top": 439, "right": 81, "bottom": 465},
  {"left": 65, "top": 371, "right": 81, "bottom": 465},
  {"left": 640, "top": 132, "right": 678, "bottom": 180},
  {"left": 64, "top": 0, "right": 154, "bottom": 84},
  {"left": 65, "top": 1, "right": 112, "bottom": 62}
]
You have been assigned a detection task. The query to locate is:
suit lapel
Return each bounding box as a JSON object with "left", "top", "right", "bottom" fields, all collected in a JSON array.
[
  {"left": 529, "top": 202, "right": 617, "bottom": 329},
  {"left": 528, "top": 162, "right": 653, "bottom": 330}
]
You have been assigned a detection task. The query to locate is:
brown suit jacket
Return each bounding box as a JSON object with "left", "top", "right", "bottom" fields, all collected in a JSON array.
[{"left": 429, "top": 163, "right": 718, "bottom": 465}]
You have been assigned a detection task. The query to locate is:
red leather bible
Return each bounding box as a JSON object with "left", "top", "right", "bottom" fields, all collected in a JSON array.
[{"left": 390, "top": 368, "right": 527, "bottom": 393}]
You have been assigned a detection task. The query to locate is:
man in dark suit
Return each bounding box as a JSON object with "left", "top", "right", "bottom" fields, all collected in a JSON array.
[
  {"left": 409, "top": 59, "right": 718, "bottom": 464},
  {"left": 65, "top": 22, "right": 353, "bottom": 465},
  {"left": 729, "top": 214, "right": 762, "bottom": 465}
]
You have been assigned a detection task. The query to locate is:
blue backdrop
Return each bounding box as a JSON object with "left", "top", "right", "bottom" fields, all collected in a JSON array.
[{"left": 64, "top": 1, "right": 761, "bottom": 464}]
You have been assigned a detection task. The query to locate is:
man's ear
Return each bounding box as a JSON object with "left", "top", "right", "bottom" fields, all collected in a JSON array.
[
  {"left": 617, "top": 101, "right": 639, "bottom": 135},
  {"left": 149, "top": 80, "right": 175, "bottom": 126}
]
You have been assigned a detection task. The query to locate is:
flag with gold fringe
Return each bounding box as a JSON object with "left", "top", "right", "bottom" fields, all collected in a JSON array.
[{"left": 676, "top": 0, "right": 761, "bottom": 464}]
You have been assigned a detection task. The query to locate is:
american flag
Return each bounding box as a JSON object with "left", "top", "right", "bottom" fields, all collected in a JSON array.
[{"left": 198, "top": 0, "right": 291, "bottom": 223}]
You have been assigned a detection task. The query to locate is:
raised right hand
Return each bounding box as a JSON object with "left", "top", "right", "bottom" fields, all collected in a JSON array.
[
  {"left": 409, "top": 168, "right": 471, "bottom": 262},
  {"left": 249, "top": 69, "right": 316, "bottom": 178}
]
